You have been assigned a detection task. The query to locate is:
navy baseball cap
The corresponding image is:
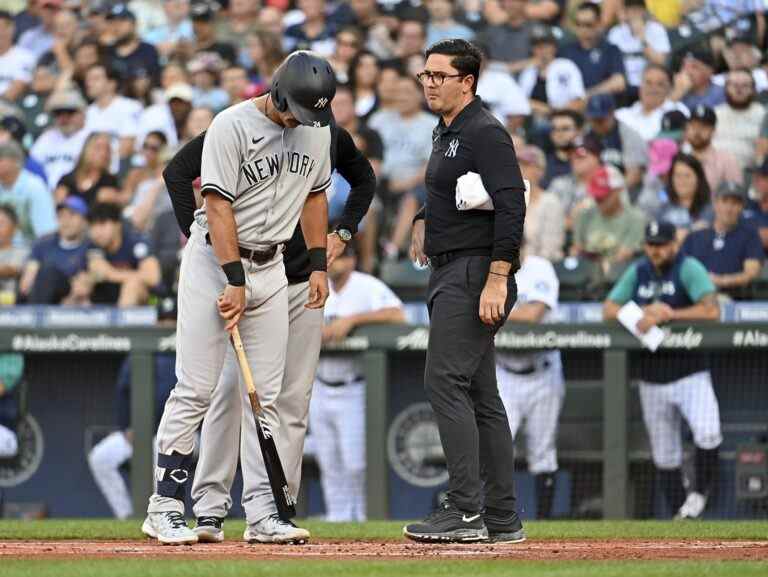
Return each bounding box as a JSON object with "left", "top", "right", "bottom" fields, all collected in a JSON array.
[
  {"left": 658, "top": 110, "right": 687, "bottom": 140},
  {"left": 57, "top": 196, "right": 88, "bottom": 217},
  {"left": 107, "top": 4, "right": 136, "bottom": 20},
  {"left": 684, "top": 48, "right": 716, "bottom": 69},
  {"left": 530, "top": 25, "right": 557, "bottom": 45},
  {"left": 191, "top": 2, "right": 216, "bottom": 20},
  {"left": 689, "top": 105, "right": 717, "bottom": 127},
  {"left": 585, "top": 94, "right": 616, "bottom": 119},
  {"left": 716, "top": 181, "right": 747, "bottom": 202},
  {"left": 645, "top": 220, "right": 676, "bottom": 245}
]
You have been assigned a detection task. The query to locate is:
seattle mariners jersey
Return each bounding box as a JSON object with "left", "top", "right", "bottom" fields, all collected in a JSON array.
[
  {"left": 497, "top": 255, "right": 561, "bottom": 371},
  {"left": 199, "top": 100, "right": 332, "bottom": 249},
  {"left": 317, "top": 272, "right": 402, "bottom": 382}
]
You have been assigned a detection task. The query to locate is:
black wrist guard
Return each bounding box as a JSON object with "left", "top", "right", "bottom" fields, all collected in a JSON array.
[
  {"left": 308, "top": 247, "right": 327, "bottom": 272},
  {"left": 222, "top": 260, "right": 246, "bottom": 286}
]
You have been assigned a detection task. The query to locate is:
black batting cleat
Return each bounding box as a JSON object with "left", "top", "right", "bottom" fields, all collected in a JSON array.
[{"left": 403, "top": 499, "right": 489, "bottom": 543}]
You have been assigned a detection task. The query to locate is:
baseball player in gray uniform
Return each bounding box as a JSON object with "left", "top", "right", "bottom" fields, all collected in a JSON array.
[
  {"left": 495, "top": 254, "right": 564, "bottom": 519},
  {"left": 142, "top": 51, "right": 336, "bottom": 545}
]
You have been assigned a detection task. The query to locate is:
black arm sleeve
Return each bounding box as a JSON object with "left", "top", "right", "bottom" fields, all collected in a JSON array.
[
  {"left": 163, "top": 131, "right": 205, "bottom": 238},
  {"left": 473, "top": 124, "right": 526, "bottom": 267},
  {"left": 334, "top": 126, "right": 376, "bottom": 235}
]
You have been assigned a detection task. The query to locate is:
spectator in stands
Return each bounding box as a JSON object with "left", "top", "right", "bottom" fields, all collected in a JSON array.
[
  {"left": 256, "top": 6, "right": 284, "bottom": 38},
  {"left": 187, "top": 53, "right": 228, "bottom": 112},
  {"left": 245, "top": 30, "right": 285, "bottom": 90},
  {"left": 571, "top": 165, "right": 646, "bottom": 275},
  {"left": 0, "top": 115, "right": 47, "bottom": 186},
  {"left": 0, "top": 10, "right": 34, "bottom": 103},
  {"left": 284, "top": 0, "right": 337, "bottom": 56},
  {"left": 16, "top": 0, "right": 58, "bottom": 63},
  {"left": 682, "top": 105, "right": 743, "bottom": 193},
  {"left": 561, "top": 2, "right": 627, "bottom": 100},
  {"left": 584, "top": 94, "right": 648, "bottom": 192},
  {"left": 542, "top": 109, "right": 583, "bottom": 188},
  {"left": 15, "top": 60, "right": 57, "bottom": 142},
  {"left": 519, "top": 145, "right": 565, "bottom": 261},
  {"left": 518, "top": 25, "right": 585, "bottom": 120},
  {"left": 655, "top": 153, "right": 713, "bottom": 241},
  {"left": 681, "top": 181, "right": 764, "bottom": 296},
  {"left": 30, "top": 89, "right": 89, "bottom": 193},
  {"left": 216, "top": 0, "right": 260, "bottom": 53},
  {"left": 142, "top": 0, "right": 193, "bottom": 62},
  {"left": 120, "top": 131, "right": 168, "bottom": 207},
  {"left": 607, "top": 0, "right": 670, "bottom": 96},
  {"left": 349, "top": 50, "right": 381, "bottom": 120},
  {"left": 84, "top": 62, "right": 143, "bottom": 161},
  {"left": 85, "top": 202, "right": 161, "bottom": 307},
  {"left": 744, "top": 158, "right": 768, "bottom": 253},
  {"left": 615, "top": 64, "right": 689, "bottom": 144},
  {"left": 136, "top": 82, "right": 193, "bottom": 150},
  {"left": 476, "top": 49, "right": 530, "bottom": 132},
  {"left": 524, "top": 0, "right": 562, "bottom": 25},
  {"left": 389, "top": 19, "right": 428, "bottom": 77},
  {"left": 182, "top": 106, "right": 214, "bottom": 141},
  {"left": 603, "top": 219, "right": 721, "bottom": 521},
  {"left": 328, "top": 28, "right": 362, "bottom": 84},
  {"left": 54, "top": 132, "right": 119, "bottom": 207},
  {"left": 715, "top": 31, "right": 768, "bottom": 93},
  {"left": 70, "top": 38, "right": 102, "bottom": 96},
  {"left": 478, "top": 0, "right": 532, "bottom": 71},
  {"left": 0, "top": 205, "right": 28, "bottom": 304},
  {"left": 713, "top": 69, "right": 766, "bottom": 171},
  {"left": 370, "top": 75, "right": 434, "bottom": 260},
  {"left": 219, "top": 65, "right": 250, "bottom": 106},
  {"left": 19, "top": 195, "right": 90, "bottom": 305},
  {"left": 671, "top": 49, "right": 726, "bottom": 110},
  {"left": 185, "top": 2, "right": 236, "bottom": 66},
  {"left": 548, "top": 133, "right": 602, "bottom": 227},
  {"left": 0, "top": 140, "right": 56, "bottom": 245},
  {"left": 425, "top": 0, "right": 475, "bottom": 46},
  {"left": 38, "top": 8, "right": 81, "bottom": 73},
  {"left": 106, "top": 4, "right": 160, "bottom": 84}
]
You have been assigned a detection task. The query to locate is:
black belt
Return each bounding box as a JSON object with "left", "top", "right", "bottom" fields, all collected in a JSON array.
[
  {"left": 428, "top": 248, "right": 491, "bottom": 270},
  {"left": 205, "top": 234, "right": 278, "bottom": 264},
  {"left": 499, "top": 360, "right": 550, "bottom": 376},
  {"left": 316, "top": 375, "right": 364, "bottom": 388}
]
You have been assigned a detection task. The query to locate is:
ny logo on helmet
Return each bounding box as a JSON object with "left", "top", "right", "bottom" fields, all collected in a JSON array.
[{"left": 314, "top": 97, "right": 329, "bottom": 108}]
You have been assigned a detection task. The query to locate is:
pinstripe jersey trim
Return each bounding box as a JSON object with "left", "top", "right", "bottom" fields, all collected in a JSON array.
[
  {"left": 201, "top": 183, "right": 235, "bottom": 202},
  {"left": 310, "top": 176, "right": 332, "bottom": 194}
]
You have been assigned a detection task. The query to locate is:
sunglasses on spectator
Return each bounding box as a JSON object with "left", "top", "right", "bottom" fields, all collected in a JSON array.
[
  {"left": 575, "top": 19, "right": 597, "bottom": 28},
  {"left": 53, "top": 108, "right": 78, "bottom": 116},
  {"left": 337, "top": 37, "right": 359, "bottom": 48},
  {"left": 416, "top": 70, "right": 466, "bottom": 86},
  {"left": 143, "top": 142, "right": 162, "bottom": 152}
]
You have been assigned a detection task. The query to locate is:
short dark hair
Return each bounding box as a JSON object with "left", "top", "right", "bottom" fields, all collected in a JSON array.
[
  {"left": 643, "top": 62, "right": 673, "bottom": 85},
  {"left": 89, "top": 62, "right": 123, "bottom": 90},
  {"left": 425, "top": 39, "right": 482, "bottom": 93},
  {"left": 88, "top": 202, "right": 123, "bottom": 224},
  {"left": 550, "top": 108, "right": 584, "bottom": 129},
  {"left": 146, "top": 130, "right": 168, "bottom": 146},
  {"left": 576, "top": 1, "right": 602, "bottom": 20},
  {"left": 0, "top": 204, "right": 18, "bottom": 226}
]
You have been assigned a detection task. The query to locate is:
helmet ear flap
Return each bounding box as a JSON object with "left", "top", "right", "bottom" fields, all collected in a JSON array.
[{"left": 272, "top": 81, "right": 289, "bottom": 112}]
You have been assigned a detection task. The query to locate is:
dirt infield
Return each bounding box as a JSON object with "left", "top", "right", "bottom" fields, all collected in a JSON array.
[{"left": 1, "top": 539, "right": 767, "bottom": 561}]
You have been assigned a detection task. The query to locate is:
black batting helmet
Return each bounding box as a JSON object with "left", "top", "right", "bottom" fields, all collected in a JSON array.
[{"left": 271, "top": 51, "right": 336, "bottom": 127}]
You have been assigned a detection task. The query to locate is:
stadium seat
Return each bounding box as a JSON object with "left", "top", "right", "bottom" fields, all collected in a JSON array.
[{"left": 554, "top": 257, "right": 603, "bottom": 301}]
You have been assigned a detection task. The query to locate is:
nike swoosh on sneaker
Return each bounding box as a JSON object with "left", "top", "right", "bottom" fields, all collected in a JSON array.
[
  {"left": 462, "top": 514, "right": 481, "bottom": 523},
  {"left": 252, "top": 137, "right": 265, "bottom": 145}
]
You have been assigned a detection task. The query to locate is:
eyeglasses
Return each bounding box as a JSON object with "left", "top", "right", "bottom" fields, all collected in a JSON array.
[
  {"left": 416, "top": 70, "right": 466, "bottom": 86},
  {"left": 337, "top": 38, "right": 359, "bottom": 48},
  {"left": 143, "top": 143, "right": 162, "bottom": 152}
]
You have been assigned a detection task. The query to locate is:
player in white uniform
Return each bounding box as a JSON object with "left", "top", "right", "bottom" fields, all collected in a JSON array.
[
  {"left": 495, "top": 255, "right": 564, "bottom": 519},
  {"left": 309, "top": 244, "right": 406, "bottom": 521},
  {"left": 142, "top": 51, "right": 336, "bottom": 545}
]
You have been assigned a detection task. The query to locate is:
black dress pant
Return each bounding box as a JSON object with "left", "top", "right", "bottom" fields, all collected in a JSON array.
[{"left": 425, "top": 255, "right": 518, "bottom": 513}]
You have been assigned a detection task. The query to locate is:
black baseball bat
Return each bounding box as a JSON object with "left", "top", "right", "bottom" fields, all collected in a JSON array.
[{"left": 230, "top": 325, "right": 296, "bottom": 519}]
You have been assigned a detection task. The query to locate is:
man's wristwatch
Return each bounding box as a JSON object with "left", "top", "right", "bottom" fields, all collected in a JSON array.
[{"left": 334, "top": 227, "right": 352, "bottom": 242}]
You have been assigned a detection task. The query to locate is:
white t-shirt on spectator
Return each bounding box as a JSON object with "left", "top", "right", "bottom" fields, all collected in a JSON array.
[
  {"left": 607, "top": 21, "right": 670, "bottom": 87},
  {"left": 0, "top": 46, "right": 34, "bottom": 96},
  {"left": 368, "top": 110, "right": 435, "bottom": 182},
  {"left": 30, "top": 126, "right": 89, "bottom": 192},
  {"left": 518, "top": 58, "right": 585, "bottom": 110},
  {"left": 136, "top": 103, "right": 178, "bottom": 151},
  {"left": 477, "top": 64, "right": 531, "bottom": 123},
  {"left": 86, "top": 96, "right": 143, "bottom": 140},
  {"left": 615, "top": 99, "right": 689, "bottom": 143}
]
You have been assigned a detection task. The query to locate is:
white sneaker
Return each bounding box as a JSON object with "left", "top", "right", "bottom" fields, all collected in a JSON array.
[
  {"left": 243, "top": 514, "right": 310, "bottom": 544},
  {"left": 142, "top": 512, "right": 199, "bottom": 545},
  {"left": 675, "top": 492, "right": 708, "bottom": 520},
  {"left": 194, "top": 517, "right": 224, "bottom": 543}
]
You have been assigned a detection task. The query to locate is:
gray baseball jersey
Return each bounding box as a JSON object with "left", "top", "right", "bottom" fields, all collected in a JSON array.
[{"left": 199, "top": 100, "right": 332, "bottom": 249}]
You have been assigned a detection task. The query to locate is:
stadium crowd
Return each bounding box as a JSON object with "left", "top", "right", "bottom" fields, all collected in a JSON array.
[{"left": 0, "top": 0, "right": 765, "bottom": 306}]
